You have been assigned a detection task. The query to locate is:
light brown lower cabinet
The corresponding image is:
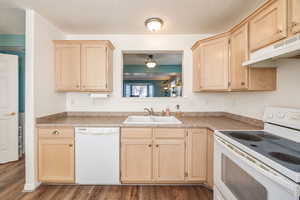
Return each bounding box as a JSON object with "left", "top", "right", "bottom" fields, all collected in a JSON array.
[
  {"left": 207, "top": 129, "right": 214, "bottom": 188},
  {"left": 121, "top": 127, "right": 210, "bottom": 184},
  {"left": 187, "top": 129, "right": 208, "bottom": 182},
  {"left": 121, "top": 139, "right": 153, "bottom": 183},
  {"left": 154, "top": 139, "right": 185, "bottom": 182},
  {"left": 38, "top": 127, "right": 75, "bottom": 183}
]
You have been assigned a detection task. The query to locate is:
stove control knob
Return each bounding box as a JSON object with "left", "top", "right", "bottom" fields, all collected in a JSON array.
[
  {"left": 277, "top": 113, "right": 285, "bottom": 119},
  {"left": 268, "top": 114, "right": 274, "bottom": 119},
  {"left": 288, "top": 113, "right": 300, "bottom": 121}
]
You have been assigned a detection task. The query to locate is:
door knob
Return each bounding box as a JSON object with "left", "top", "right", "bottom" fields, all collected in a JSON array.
[{"left": 5, "top": 112, "right": 16, "bottom": 116}]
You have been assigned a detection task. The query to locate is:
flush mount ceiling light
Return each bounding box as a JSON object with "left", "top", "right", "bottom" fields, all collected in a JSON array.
[
  {"left": 145, "top": 18, "right": 164, "bottom": 32},
  {"left": 145, "top": 55, "right": 157, "bottom": 68}
]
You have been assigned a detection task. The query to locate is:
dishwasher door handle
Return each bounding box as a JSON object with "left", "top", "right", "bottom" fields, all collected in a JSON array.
[{"left": 77, "top": 132, "right": 119, "bottom": 136}]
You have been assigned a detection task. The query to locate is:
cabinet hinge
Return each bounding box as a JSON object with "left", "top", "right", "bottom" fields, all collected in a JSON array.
[{"left": 228, "top": 38, "right": 231, "bottom": 45}]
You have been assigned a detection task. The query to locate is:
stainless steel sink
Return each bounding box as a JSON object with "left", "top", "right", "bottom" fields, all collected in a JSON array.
[{"left": 123, "top": 116, "right": 182, "bottom": 125}]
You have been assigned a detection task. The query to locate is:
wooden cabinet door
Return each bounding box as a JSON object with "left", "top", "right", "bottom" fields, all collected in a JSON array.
[
  {"left": 186, "top": 129, "right": 207, "bottom": 182},
  {"left": 249, "top": 0, "right": 288, "bottom": 51},
  {"left": 289, "top": 0, "right": 300, "bottom": 35},
  {"left": 55, "top": 44, "right": 81, "bottom": 91},
  {"left": 81, "top": 44, "right": 109, "bottom": 91},
  {"left": 199, "top": 36, "right": 230, "bottom": 91},
  {"left": 230, "top": 24, "right": 249, "bottom": 91},
  {"left": 207, "top": 130, "right": 214, "bottom": 188},
  {"left": 38, "top": 139, "right": 75, "bottom": 183},
  {"left": 192, "top": 47, "right": 201, "bottom": 92},
  {"left": 121, "top": 139, "right": 153, "bottom": 183},
  {"left": 153, "top": 139, "right": 185, "bottom": 182}
]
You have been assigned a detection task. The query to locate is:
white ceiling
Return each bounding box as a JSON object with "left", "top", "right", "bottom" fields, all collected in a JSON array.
[
  {"left": 0, "top": 8, "right": 25, "bottom": 34},
  {"left": 2, "top": 0, "right": 266, "bottom": 34},
  {"left": 123, "top": 52, "right": 183, "bottom": 65}
]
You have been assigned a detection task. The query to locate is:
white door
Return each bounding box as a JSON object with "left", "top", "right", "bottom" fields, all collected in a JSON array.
[{"left": 0, "top": 54, "right": 19, "bottom": 163}]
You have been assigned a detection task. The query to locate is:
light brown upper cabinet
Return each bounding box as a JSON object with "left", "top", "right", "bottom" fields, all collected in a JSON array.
[
  {"left": 192, "top": 47, "right": 201, "bottom": 92},
  {"left": 230, "top": 23, "right": 277, "bottom": 91},
  {"left": 186, "top": 129, "right": 207, "bottom": 182},
  {"left": 249, "top": 0, "right": 288, "bottom": 52},
  {"left": 55, "top": 43, "right": 81, "bottom": 91},
  {"left": 230, "top": 24, "right": 249, "bottom": 90},
  {"left": 195, "top": 34, "right": 230, "bottom": 91},
  {"left": 54, "top": 40, "right": 114, "bottom": 92},
  {"left": 288, "top": 0, "right": 300, "bottom": 35}
]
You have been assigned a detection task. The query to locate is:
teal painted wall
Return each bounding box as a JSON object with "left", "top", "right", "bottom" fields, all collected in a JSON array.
[
  {"left": 0, "top": 34, "right": 25, "bottom": 47},
  {"left": 123, "top": 65, "right": 182, "bottom": 73},
  {"left": 0, "top": 34, "right": 25, "bottom": 112}
]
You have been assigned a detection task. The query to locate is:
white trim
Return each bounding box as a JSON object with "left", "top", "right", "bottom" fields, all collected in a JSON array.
[
  {"left": 24, "top": 9, "right": 40, "bottom": 191},
  {"left": 23, "top": 182, "right": 41, "bottom": 192}
]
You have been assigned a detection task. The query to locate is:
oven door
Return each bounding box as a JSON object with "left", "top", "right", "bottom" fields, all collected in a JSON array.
[{"left": 214, "top": 136, "right": 300, "bottom": 200}]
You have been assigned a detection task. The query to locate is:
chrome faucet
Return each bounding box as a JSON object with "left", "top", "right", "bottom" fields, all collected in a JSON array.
[{"left": 144, "top": 107, "right": 154, "bottom": 116}]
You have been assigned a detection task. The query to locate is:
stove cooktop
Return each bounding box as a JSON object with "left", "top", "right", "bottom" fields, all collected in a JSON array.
[{"left": 219, "top": 131, "right": 300, "bottom": 173}]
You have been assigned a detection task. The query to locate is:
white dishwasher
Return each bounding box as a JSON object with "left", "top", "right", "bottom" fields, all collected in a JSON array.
[{"left": 75, "top": 127, "right": 120, "bottom": 184}]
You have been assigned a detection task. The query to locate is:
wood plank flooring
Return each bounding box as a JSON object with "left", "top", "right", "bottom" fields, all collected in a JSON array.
[{"left": 0, "top": 158, "right": 213, "bottom": 200}]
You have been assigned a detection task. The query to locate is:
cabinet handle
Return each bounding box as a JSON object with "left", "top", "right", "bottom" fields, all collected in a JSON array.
[
  {"left": 291, "top": 21, "right": 298, "bottom": 27},
  {"left": 241, "top": 82, "right": 245, "bottom": 86},
  {"left": 52, "top": 130, "right": 60, "bottom": 135},
  {"left": 76, "top": 84, "right": 80, "bottom": 88},
  {"left": 276, "top": 29, "right": 283, "bottom": 34},
  {"left": 69, "top": 144, "right": 73, "bottom": 147},
  {"left": 148, "top": 144, "right": 152, "bottom": 147},
  {"left": 156, "top": 144, "right": 159, "bottom": 147}
]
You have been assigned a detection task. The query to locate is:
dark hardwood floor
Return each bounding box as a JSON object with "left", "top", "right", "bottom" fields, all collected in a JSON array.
[{"left": 0, "top": 158, "right": 213, "bottom": 200}]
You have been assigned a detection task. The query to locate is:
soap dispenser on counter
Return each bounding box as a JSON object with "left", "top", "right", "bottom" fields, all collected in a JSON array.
[{"left": 175, "top": 104, "right": 182, "bottom": 118}]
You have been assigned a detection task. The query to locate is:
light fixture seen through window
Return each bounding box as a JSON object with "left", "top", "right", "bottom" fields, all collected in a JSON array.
[
  {"left": 145, "top": 55, "right": 157, "bottom": 68},
  {"left": 145, "top": 18, "right": 164, "bottom": 32}
]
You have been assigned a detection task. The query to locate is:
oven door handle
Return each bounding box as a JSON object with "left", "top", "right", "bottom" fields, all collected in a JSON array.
[{"left": 215, "top": 137, "right": 299, "bottom": 194}]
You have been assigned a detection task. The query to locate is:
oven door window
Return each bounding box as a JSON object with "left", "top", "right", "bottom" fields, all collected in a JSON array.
[{"left": 221, "top": 154, "right": 268, "bottom": 200}]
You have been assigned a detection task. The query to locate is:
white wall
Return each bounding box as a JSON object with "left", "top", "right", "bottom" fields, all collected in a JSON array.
[
  {"left": 34, "top": 12, "right": 66, "bottom": 117},
  {"left": 224, "top": 59, "right": 300, "bottom": 120},
  {"left": 65, "top": 34, "right": 228, "bottom": 113},
  {"left": 24, "top": 10, "right": 66, "bottom": 191}
]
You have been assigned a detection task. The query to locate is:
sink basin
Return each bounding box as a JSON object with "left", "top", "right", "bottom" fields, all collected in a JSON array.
[{"left": 123, "top": 116, "right": 182, "bottom": 125}]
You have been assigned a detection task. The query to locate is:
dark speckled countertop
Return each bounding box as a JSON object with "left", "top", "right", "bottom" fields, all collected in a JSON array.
[{"left": 36, "top": 112, "right": 263, "bottom": 131}]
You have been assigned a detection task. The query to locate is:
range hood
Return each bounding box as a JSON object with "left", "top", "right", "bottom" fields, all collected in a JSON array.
[{"left": 243, "top": 34, "right": 300, "bottom": 67}]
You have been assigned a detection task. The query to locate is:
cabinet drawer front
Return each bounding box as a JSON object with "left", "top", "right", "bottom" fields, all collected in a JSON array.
[
  {"left": 38, "top": 127, "right": 74, "bottom": 139},
  {"left": 122, "top": 128, "right": 152, "bottom": 139},
  {"left": 154, "top": 128, "right": 185, "bottom": 139}
]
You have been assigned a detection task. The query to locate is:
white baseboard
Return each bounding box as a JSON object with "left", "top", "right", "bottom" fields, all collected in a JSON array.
[{"left": 23, "top": 182, "right": 41, "bottom": 192}]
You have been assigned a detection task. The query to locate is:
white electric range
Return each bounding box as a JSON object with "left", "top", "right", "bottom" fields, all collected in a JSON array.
[{"left": 214, "top": 107, "right": 300, "bottom": 200}]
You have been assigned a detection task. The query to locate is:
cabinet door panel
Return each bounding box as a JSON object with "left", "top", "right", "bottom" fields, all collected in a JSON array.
[
  {"left": 230, "top": 24, "right": 249, "bottom": 90},
  {"left": 249, "top": 0, "right": 287, "bottom": 51},
  {"left": 187, "top": 129, "right": 207, "bottom": 182},
  {"left": 38, "top": 139, "right": 74, "bottom": 183},
  {"left": 121, "top": 139, "right": 153, "bottom": 182},
  {"left": 199, "top": 36, "right": 229, "bottom": 91},
  {"left": 154, "top": 139, "right": 185, "bottom": 182},
  {"left": 207, "top": 130, "right": 214, "bottom": 188},
  {"left": 193, "top": 47, "right": 201, "bottom": 92},
  {"left": 55, "top": 44, "right": 81, "bottom": 91},
  {"left": 289, "top": 0, "right": 300, "bottom": 35},
  {"left": 81, "top": 44, "right": 108, "bottom": 91}
]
